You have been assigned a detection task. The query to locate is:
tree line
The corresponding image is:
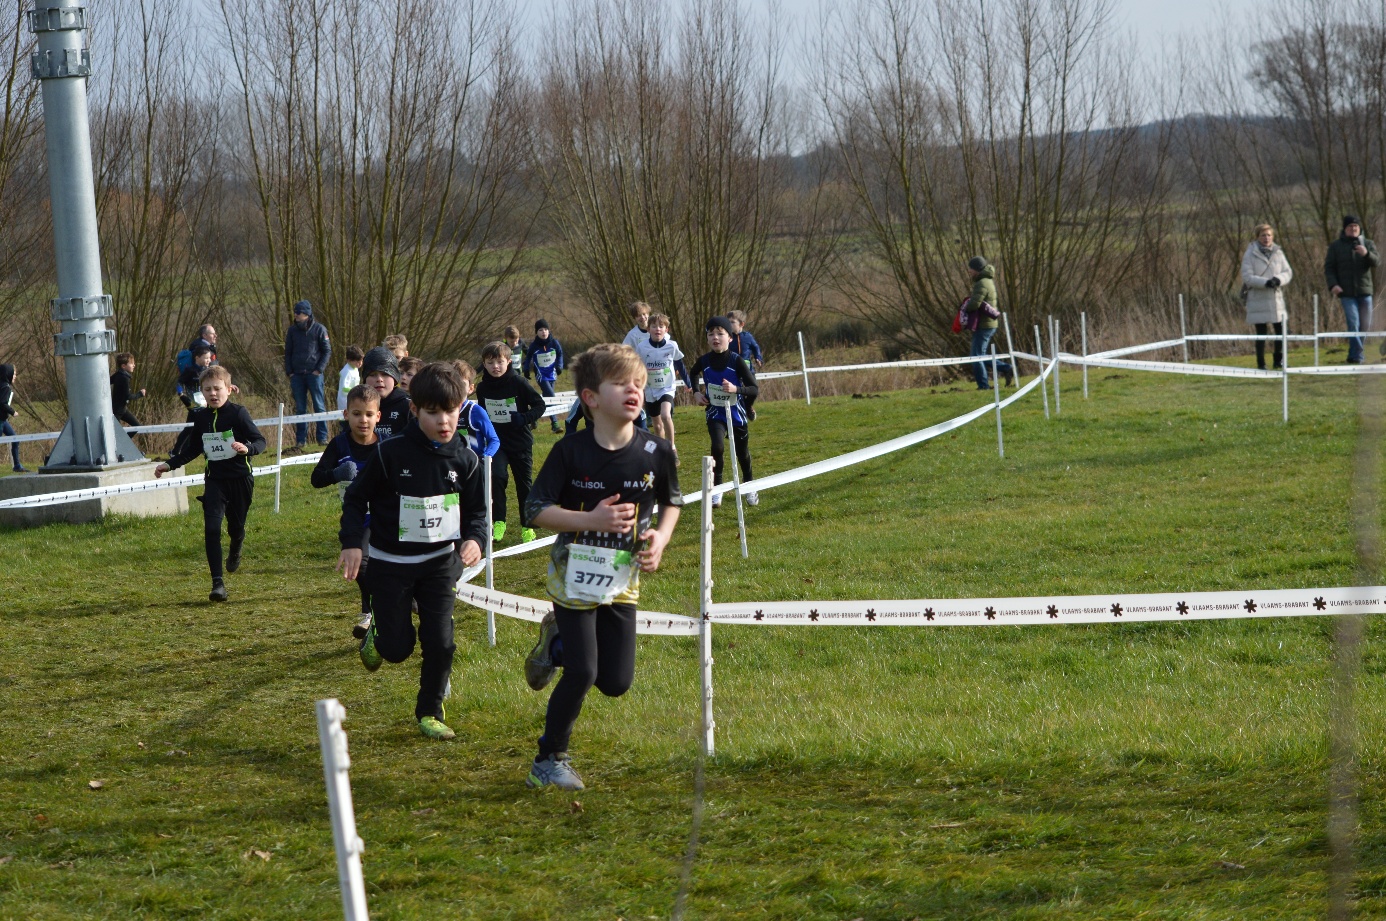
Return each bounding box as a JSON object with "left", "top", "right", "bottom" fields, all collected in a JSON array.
[{"left": 0, "top": 0, "right": 1382, "bottom": 407}]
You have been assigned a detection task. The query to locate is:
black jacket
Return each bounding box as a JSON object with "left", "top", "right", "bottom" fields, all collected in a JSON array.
[
  {"left": 474, "top": 368, "right": 545, "bottom": 448},
  {"left": 373, "top": 387, "right": 412, "bottom": 442},
  {"left": 311, "top": 430, "right": 377, "bottom": 489},
  {"left": 0, "top": 364, "right": 16, "bottom": 423},
  {"left": 165, "top": 402, "right": 266, "bottom": 480},
  {"left": 1324, "top": 234, "right": 1381, "bottom": 298},
  {"left": 284, "top": 319, "right": 332, "bottom": 375},
  {"left": 339, "top": 419, "right": 488, "bottom": 559},
  {"left": 110, "top": 368, "right": 143, "bottom": 416}
]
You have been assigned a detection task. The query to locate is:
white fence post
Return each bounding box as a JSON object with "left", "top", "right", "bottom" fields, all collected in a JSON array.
[
  {"left": 1050, "top": 316, "right": 1061, "bottom": 415},
  {"left": 1080, "top": 311, "right": 1089, "bottom": 400},
  {"left": 1314, "top": 293, "right": 1320, "bottom": 367},
  {"left": 1001, "top": 312, "right": 1017, "bottom": 378},
  {"left": 797, "top": 331, "right": 811, "bottom": 406},
  {"left": 699, "top": 457, "right": 716, "bottom": 758},
  {"left": 991, "top": 346, "right": 1004, "bottom": 459},
  {"left": 315, "top": 699, "right": 369, "bottom": 921},
  {"left": 1179, "top": 294, "right": 1189, "bottom": 363},
  {"left": 1283, "top": 322, "right": 1290, "bottom": 424},
  {"left": 1034, "top": 325, "right": 1050, "bottom": 420},
  {"left": 274, "top": 402, "right": 284, "bottom": 513},
  {"left": 484, "top": 455, "right": 495, "bottom": 646}
]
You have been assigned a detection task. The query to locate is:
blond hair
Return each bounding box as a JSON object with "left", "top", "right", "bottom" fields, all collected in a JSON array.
[
  {"left": 1254, "top": 223, "right": 1274, "bottom": 238},
  {"left": 383, "top": 334, "right": 408, "bottom": 358},
  {"left": 628, "top": 300, "right": 651, "bottom": 319},
  {"left": 200, "top": 364, "right": 233, "bottom": 387},
  {"left": 481, "top": 340, "right": 512, "bottom": 361},
  {"left": 726, "top": 309, "right": 747, "bottom": 324},
  {"left": 647, "top": 313, "right": 671, "bottom": 330},
  {"left": 572, "top": 344, "right": 646, "bottom": 418}
]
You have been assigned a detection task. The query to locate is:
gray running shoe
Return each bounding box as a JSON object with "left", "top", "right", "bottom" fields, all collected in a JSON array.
[
  {"left": 353, "top": 611, "right": 372, "bottom": 639},
  {"left": 745, "top": 491, "right": 759, "bottom": 506},
  {"left": 527, "top": 753, "right": 585, "bottom": 791},
  {"left": 524, "top": 612, "right": 561, "bottom": 691}
]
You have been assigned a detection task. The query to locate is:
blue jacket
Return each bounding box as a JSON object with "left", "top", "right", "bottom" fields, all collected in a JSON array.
[
  {"left": 284, "top": 319, "right": 332, "bottom": 375},
  {"left": 523, "top": 337, "right": 564, "bottom": 382},
  {"left": 462, "top": 400, "right": 500, "bottom": 458},
  {"left": 731, "top": 330, "right": 762, "bottom": 363},
  {"left": 692, "top": 350, "right": 758, "bottom": 427}
]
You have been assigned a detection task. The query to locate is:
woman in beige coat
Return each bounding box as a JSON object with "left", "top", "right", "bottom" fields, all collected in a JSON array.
[{"left": 1241, "top": 223, "right": 1293, "bottom": 369}]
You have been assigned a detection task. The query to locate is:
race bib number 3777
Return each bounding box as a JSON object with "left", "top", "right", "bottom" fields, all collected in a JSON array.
[{"left": 564, "top": 544, "right": 635, "bottom": 604}]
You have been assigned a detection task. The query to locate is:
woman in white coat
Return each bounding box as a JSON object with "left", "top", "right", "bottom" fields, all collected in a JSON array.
[{"left": 1241, "top": 223, "right": 1293, "bottom": 369}]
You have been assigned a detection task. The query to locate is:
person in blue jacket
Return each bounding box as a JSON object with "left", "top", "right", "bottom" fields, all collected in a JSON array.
[
  {"left": 523, "top": 319, "right": 565, "bottom": 434},
  {"left": 451, "top": 360, "right": 500, "bottom": 462},
  {"left": 691, "top": 316, "right": 759, "bottom": 508},
  {"left": 284, "top": 299, "right": 333, "bottom": 449}
]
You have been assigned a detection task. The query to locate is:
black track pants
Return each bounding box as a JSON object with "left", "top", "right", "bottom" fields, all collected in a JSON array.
[
  {"left": 538, "top": 603, "right": 636, "bottom": 758},
  {"left": 707, "top": 421, "right": 752, "bottom": 485},
  {"left": 368, "top": 551, "right": 462, "bottom": 721},
  {"left": 199, "top": 476, "right": 253, "bottom": 580}
]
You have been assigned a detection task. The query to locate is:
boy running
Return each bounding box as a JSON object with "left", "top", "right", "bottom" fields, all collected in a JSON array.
[
  {"left": 521, "top": 343, "right": 682, "bottom": 790},
  {"left": 110, "top": 352, "right": 146, "bottom": 427},
  {"left": 361, "top": 347, "right": 411, "bottom": 441},
  {"left": 475, "top": 341, "right": 546, "bottom": 543},
  {"left": 621, "top": 301, "right": 651, "bottom": 348},
  {"left": 337, "top": 362, "right": 487, "bottom": 741},
  {"left": 726, "top": 310, "right": 763, "bottom": 420},
  {"left": 312, "top": 384, "right": 381, "bottom": 638},
  {"left": 633, "top": 313, "right": 692, "bottom": 464},
  {"left": 522, "top": 319, "right": 565, "bottom": 434},
  {"left": 451, "top": 360, "right": 500, "bottom": 462},
  {"left": 155, "top": 365, "right": 266, "bottom": 601},
  {"left": 692, "top": 316, "right": 758, "bottom": 507}
]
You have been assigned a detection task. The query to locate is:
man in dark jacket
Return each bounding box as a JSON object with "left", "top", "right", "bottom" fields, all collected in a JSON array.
[
  {"left": 1324, "top": 215, "right": 1381, "bottom": 364},
  {"left": 284, "top": 300, "right": 333, "bottom": 447}
]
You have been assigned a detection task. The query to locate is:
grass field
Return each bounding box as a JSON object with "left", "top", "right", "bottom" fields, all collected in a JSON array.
[{"left": 3, "top": 348, "right": 1386, "bottom": 919}]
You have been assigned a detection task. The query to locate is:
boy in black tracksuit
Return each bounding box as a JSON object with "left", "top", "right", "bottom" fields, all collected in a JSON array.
[
  {"left": 691, "top": 316, "right": 759, "bottom": 506},
  {"left": 475, "top": 341, "right": 546, "bottom": 544},
  {"left": 338, "top": 362, "right": 488, "bottom": 741},
  {"left": 360, "top": 346, "right": 411, "bottom": 441},
  {"left": 110, "top": 352, "right": 146, "bottom": 427},
  {"left": 0, "top": 363, "right": 24, "bottom": 472},
  {"left": 312, "top": 384, "right": 381, "bottom": 639},
  {"left": 155, "top": 365, "right": 266, "bottom": 602}
]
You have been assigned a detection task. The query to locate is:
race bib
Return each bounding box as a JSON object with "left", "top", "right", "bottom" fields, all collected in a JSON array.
[
  {"left": 706, "top": 383, "right": 736, "bottom": 408},
  {"left": 485, "top": 397, "right": 516, "bottom": 424},
  {"left": 398, "top": 494, "right": 461, "bottom": 543},
  {"left": 536, "top": 351, "right": 557, "bottom": 368},
  {"left": 193, "top": 391, "right": 207, "bottom": 408},
  {"left": 202, "top": 430, "right": 236, "bottom": 461},
  {"left": 564, "top": 543, "right": 635, "bottom": 604},
  {"left": 646, "top": 367, "right": 672, "bottom": 394}
]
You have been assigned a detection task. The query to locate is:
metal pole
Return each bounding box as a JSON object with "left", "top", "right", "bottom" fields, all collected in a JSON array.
[
  {"left": 273, "top": 402, "right": 283, "bottom": 513},
  {"left": 315, "top": 699, "right": 369, "bottom": 921},
  {"left": 1080, "top": 311, "right": 1089, "bottom": 400},
  {"left": 1314, "top": 293, "right": 1321, "bottom": 367},
  {"left": 991, "top": 345, "right": 1004, "bottom": 459},
  {"left": 31, "top": 1, "right": 141, "bottom": 469},
  {"left": 797, "top": 331, "right": 811, "bottom": 406},
  {"left": 699, "top": 457, "right": 716, "bottom": 758},
  {"left": 1283, "top": 321, "right": 1290, "bottom": 424},
  {"left": 484, "top": 454, "right": 495, "bottom": 646},
  {"left": 1051, "top": 316, "right": 1061, "bottom": 415},
  {"left": 1034, "top": 325, "right": 1050, "bottom": 419},
  {"left": 1001, "top": 312, "right": 1017, "bottom": 378},
  {"left": 1179, "top": 293, "right": 1189, "bottom": 363}
]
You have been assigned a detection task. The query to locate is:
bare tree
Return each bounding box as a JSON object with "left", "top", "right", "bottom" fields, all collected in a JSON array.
[
  {"left": 533, "top": 0, "right": 838, "bottom": 351},
  {"left": 0, "top": 0, "right": 50, "bottom": 349}
]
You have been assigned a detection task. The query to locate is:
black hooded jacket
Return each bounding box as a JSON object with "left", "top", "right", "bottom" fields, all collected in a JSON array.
[
  {"left": 0, "top": 364, "right": 15, "bottom": 423},
  {"left": 373, "top": 387, "right": 412, "bottom": 442},
  {"left": 473, "top": 368, "right": 545, "bottom": 449},
  {"left": 164, "top": 401, "right": 267, "bottom": 480},
  {"left": 339, "top": 418, "right": 488, "bottom": 561}
]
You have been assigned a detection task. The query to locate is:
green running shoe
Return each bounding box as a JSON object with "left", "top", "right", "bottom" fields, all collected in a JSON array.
[
  {"left": 521, "top": 527, "right": 536, "bottom": 543},
  {"left": 359, "top": 620, "right": 382, "bottom": 672},
  {"left": 527, "top": 753, "right": 585, "bottom": 790},
  {"left": 418, "top": 714, "right": 455, "bottom": 741},
  {"left": 492, "top": 520, "right": 507, "bottom": 542},
  {"left": 524, "top": 611, "right": 561, "bottom": 690}
]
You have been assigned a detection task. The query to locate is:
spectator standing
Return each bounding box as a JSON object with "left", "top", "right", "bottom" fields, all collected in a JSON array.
[
  {"left": 1324, "top": 215, "right": 1380, "bottom": 364},
  {"left": 0, "top": 363, "right": 25, "bottom": 472},
  {"left": 189, "top": 323, "right": 217, "bottom": 360},
  {"left": 284, "top": 299, "right": 332, "bottom": 449},
  {"left": 963, "top": 256, "right": 1014, "bottom": 390},
  {"left": 1241, "top": 224, "right": 1293, "bottom": 370}
]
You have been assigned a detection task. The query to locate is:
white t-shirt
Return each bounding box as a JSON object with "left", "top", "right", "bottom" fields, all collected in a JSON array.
[
  {"left": 337, "top": 363, "right": 360, "bottom": 412},
  {"left": 635, "top": 336, "right": 684, "bottom": 400},
  {"left": 622, "top": 325, "right": 649, "bottom": 348}
]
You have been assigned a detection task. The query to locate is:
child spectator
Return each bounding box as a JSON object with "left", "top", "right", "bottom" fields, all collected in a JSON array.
[
  {"left": 398, "top": 356, "right": 425, "bottom": 393},
  {"left": 155, "top": 365, "right": 266, "bottom": 602},
  {"left": 521, "top": 343, "right": 682, "bottom": 790},
  {"left": 621, "top": 301, "right": 651, "bottom": 347},
  {"left": 110, "top": 352, "right": 146, "bottom": 428},
  {"left": 0, "top": 363, "right": 24, "bottom": 472},
  {"left": 726, "top": 310, "right": 763, "bottom": 421},
  {"left": 692, "top": 316, "right": 758, "bottom": 507},
  {"left": 337, "top": 362, "right": 487, "bottom": 741},
  {"left": 523, "top": 319, "right": 565, "bottom": 434},
  {"left": 633, "top": 313, "right": 692, "bottom": 465},
  {"left": 450, "top": 360, "right": 500, "bottom": 462},
  {"left": 178, "top": 346, "right": 214, "bottom": 408},
  {"left": 361, "top": 347, "right": 411, "bottom": 441},
  {"left": 337, "top": 345, "right": 364, "bottom": 415},
  {"left": 312, "top": 384, "right": 380, "bottom": 639},
  {"left": 475, "top": 341, "right": 546, "bottom": 544},
  {"left": 383, "top": 334, "right": 408, "bottom": 360}
]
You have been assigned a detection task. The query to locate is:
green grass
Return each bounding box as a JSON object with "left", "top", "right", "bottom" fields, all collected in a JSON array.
[{"left": 4, "top": 348, "right": 1386, "bottom": 919}]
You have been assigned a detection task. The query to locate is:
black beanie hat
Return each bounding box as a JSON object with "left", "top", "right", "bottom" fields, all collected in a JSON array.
[
  {"left": 293, "top": 299, "right": 313, "bottom": 317},
  {"left": 361, "top": 346, "right": 401, "bottom": 382},
  {"left": 967, "top": 256, "right": 988, "bottom": 272},
  {"left": 535, "top": 318, "right": 549, "bottom": 332},
  {"left": 1343, "top": 215, "right": 1362, "bottom": 230},
  {"left": 705, "top": 316, "right": 735, "bottom": 335}
]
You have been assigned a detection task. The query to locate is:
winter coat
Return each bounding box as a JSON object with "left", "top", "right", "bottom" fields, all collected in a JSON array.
[
  {"left": 1324, "top": 233, "right": 1380, "bottom": 298},
  {"left": 284, "top": 319, "right": 332, "bottom": 375},
  {"left": 1240, "top": 242, "right": 1292, "bottom": 324},
  {"left": 969, "top": 266, "right": 999, "bottom": 330}
]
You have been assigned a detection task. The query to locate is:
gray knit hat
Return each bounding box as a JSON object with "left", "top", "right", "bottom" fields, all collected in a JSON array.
[
  {"left": 361, "top": 346, "right": 401, "bottom": 382},
  {"left": 967, "top": 256, "right": 988, "bottom": 272}
]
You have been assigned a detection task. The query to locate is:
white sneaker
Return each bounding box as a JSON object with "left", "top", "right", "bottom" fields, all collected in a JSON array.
[
  {"left": 710, "top": 492, "right": 723, "bottom": 508},
  {"left": 746, "top": 491, "right": 759, "bottom": 506},
  {"left": 353, "top": 611, "right": 372, "bottom": 639}
]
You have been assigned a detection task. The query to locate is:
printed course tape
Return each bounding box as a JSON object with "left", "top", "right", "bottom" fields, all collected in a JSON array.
[
  {"left": 1, "top": 409, "right": 345, "bottom": 446},
  {"left": 454, "top": 582, "right": 699, "bottom": 636},
  {"left": 706, "top": 586, "right": 1385, "bottom": 626}
]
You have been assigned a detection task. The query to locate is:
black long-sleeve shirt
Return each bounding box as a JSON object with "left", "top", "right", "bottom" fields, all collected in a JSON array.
[
  {"left": 110, "top": 368, "right": 143, "bottom": 416},
  {"left": 164, "top": 402, "right": 266, "bottom": 480},
  {"left": 474, "top": 368, "right": 546, "bottom": 449},
  {"left": 339, "top": 419, "right": 488, "bottom": 563}
]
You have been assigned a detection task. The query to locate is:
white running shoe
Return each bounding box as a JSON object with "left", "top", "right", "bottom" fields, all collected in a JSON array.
[
  {"left": 353, "top": 611, "right": 372, "bottom": 639},
  {"left": 710, "top": 492, "right": 723, "bottom": 508},
  {"left": 746, "top": 491, "right": 759, "bottom": 506}
]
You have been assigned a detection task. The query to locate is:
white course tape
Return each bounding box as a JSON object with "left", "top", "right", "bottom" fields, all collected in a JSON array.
[
  {"left": 1061, "top": 353, "right": 1280, "bottom": 379},
  {"left": 706, "top": 586, "right": 1385, "bottom": 626},
  {"left": 1087, "top": 339, "right": 1186, "bottom": 359},
  {"left": 2, "top": 409, "right": 345, "bottom": 446},
  {"left": 1290, "top": 364, "right": 1386, "bottom": 376},
  {"left": 758, "top": 354, "right": 995, "bottom": 382},
  {"left": 1184, "top": 334, "right": 1317, "bottom": 343},
  {"left": 454, "top": 582, "right": 698, "bottom": 635}
]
